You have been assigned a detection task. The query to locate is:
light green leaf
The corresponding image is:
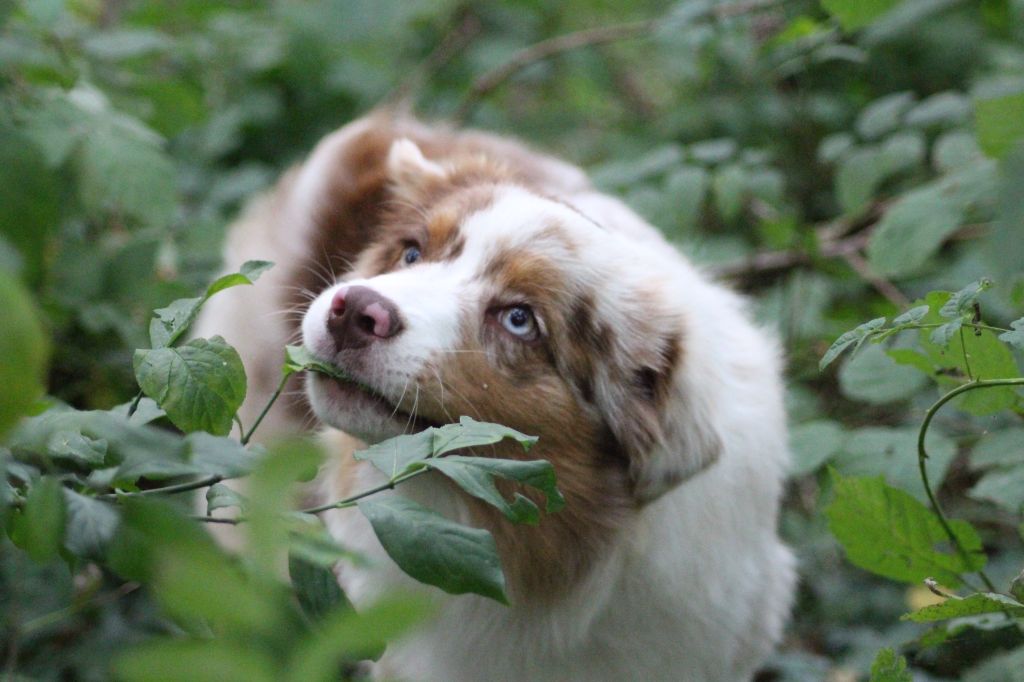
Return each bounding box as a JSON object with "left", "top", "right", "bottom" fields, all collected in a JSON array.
[
  {"left": 289, "top": 552, "right": 352, "bottom": 623},
  {"left": 358, "top": 496, "right": 507, "bottom": 603},
  {"left": 205, "top": 482, "right": 247, "bottom": 515},
  {"left": 826, "top": 472, "right": 985, "bottom": 586},
  {"left": 930, "top": 318, "right": 963, "bottom": 347},
  {"left": 933, "top": 130, "right": 983, "bottom": 172},
  {"left": 975, "top": 91, "right": 1024, "bottom": 159},
  {"left": 821, "top": 0, "right": 903, "bottom": 30},
  {"left": 831, "top": 426, "right": 956, "bottom": 500},
  {"left": 818, "top": 133, "right": 855, "bottom": 164},
  {"left": 283, "top": 344, "right": 349, "bottom": 381},
  {"left": 689, "top": 138, "right": 736, "bottom": 164},
  {"left": 15, "top": 476, "right": 65, "bottom": 563},
  {"left": 838, "top": 344, "right": 928, "bottom": 404},
  {"left": 134, "top": 336, "right": 247, "bottom": 436},
  {"left": 62, "top": 489, "right": 119, "bottom": 559},
  {"left": 820, "top": 317, "right": 886, "bottom": 370},
  {"left": 940, "top": 279, "right": 993, "bottom": 318},
  {"left": 664, "top": 166, "right": 709, "bottom": 234},
  {"left": 866, "top": 184, "right": 964, "bottom": 277},
  {"left": 869, "top": 647, "right": 912, "bottom": 682},
  {"left": 46, "top": 429, "right": 108, "bottom": 466},
  {"left": 116, "top": 639, "right": 277, "bottom": 682},
  {"left": 856, "top": 92, "right": 915, "bottom": 140},
  {"left": 893, "top": 305, "right": 930, "bottom": 326},
  {"left": 835, "top": 147, "right": 885, "bottom": 214},
  {"left": 204, "top": 259, "right": 274, "bottom": 297},
  {"left": 789, "top": 420, "right": 847, "bottom": 476},
  {"left": 711, "top": 163, "right": 747, "bottom": 222},
  {"left": 431, "top": 417, "right": 538, "bottom": 457},
  {"left": 969, "top": 466, "right": 1024, "bottom": 514},
  {"left": 902, "top": 592, "right": 1024, "bottom": 622},
  {"left": 962, "top": 646, "right": 1024, "bottom": 682},
  {"left": 904, "top": 91, "right": 971, "bottom": 129},
  {"left": 355, "top": 430, "right": 436, "bottom": 478},
  {"left": 0, "top": 271, "right": 49, "bottom": 437},
  {"left": 148, "top": 296, "right": 203, "bottom": 349},
  {"left": 998, "top": 318, "right": 1024, "bottom": 350},
  {"left": 970, "top": 428, "right": 1024, "bottom": 469}
]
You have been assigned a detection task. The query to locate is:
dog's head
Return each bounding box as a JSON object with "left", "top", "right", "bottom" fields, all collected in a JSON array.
[{"left": 302, "top": 138, "right": 721, "bottom": 508}]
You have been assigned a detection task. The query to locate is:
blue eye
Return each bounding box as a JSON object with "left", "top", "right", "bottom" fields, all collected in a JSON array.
[
  {"left": 403, "top": 246, "right": 421, "bottom": 265},
  {"left": 499, "top": 305, "right": 539, "bottom": 340}
]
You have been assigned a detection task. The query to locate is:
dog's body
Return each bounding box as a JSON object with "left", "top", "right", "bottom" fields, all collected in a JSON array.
[{"left": 194, "top": 113, "right": 795, "bottom": 681}]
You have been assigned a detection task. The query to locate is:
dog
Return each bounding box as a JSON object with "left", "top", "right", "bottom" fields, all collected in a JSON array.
[{"left": 194, "top": 112, "right": 796, "bottom": 681}]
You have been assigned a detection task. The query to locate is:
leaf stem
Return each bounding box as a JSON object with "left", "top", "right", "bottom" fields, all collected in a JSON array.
[
  {"left": 126, "top": 391, "right": 144, "bottom": 418},
  {"left": 99, "top": 475, "right": 222, "bottom": 500},
  {"left": 917, "top": 378, "right": 1024, "bottom": 592},
  {"left": 241, "top": 373, "right": 289, "bottom": 446}
]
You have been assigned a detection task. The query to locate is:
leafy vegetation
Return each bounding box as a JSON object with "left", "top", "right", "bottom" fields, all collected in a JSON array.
[{"left": 2, "top": 0, "right": 1024, "bottom": 679}]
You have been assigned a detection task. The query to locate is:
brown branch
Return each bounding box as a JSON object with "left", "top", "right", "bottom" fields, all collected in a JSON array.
[{"left": 454, "top": 0, "right": 783, "bottom": 122}]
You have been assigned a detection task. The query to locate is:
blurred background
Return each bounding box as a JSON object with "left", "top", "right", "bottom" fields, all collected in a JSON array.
[{"left": 2, "top": 0, "right": 1024, "bottom": 679}]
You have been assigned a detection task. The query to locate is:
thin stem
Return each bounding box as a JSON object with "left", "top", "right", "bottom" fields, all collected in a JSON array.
[
  {"left": 242, "top": 373, "right": 289, "bottom": 446},
  {"left": 918, "top": 378, "right": 1024, "bottom": 592},
  {"left": 299, "top": 468, "right": 430, "bottom": 515},
  {"left": 126, "top": 391, "right": 144, "bottom": 418},
  {"left": 100, "top": 475, "right": 222, "bottom": 500}
]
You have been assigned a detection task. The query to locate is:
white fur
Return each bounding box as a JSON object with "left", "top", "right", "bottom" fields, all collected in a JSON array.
[{"left": 197, "top": 123, "right": 796, "bottom": 681}]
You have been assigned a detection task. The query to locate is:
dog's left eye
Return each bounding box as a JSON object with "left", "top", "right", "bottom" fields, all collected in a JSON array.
[
  {"left": 498, "top": 305, "right": 539, "bottom": 340},
  {"left": 402, "top": 246, "right": 422, "bottom": 265}
]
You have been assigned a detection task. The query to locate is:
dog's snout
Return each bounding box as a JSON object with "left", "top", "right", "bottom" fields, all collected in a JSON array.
[{"left": 327, "top": 285, "right": 404, "bottom": 349}]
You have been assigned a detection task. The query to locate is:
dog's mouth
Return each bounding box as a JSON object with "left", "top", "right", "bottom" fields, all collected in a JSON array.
[{"left": 308, "top": 364, "right": 441, "bottom": 433}]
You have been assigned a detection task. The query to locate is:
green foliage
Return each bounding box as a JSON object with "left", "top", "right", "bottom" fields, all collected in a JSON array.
[{"left": 2, "top": 0, "right": 1024, "bottom": 678}]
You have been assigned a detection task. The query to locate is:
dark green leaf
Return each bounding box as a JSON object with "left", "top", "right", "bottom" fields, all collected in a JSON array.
[
  {"left": 827, "top": 472, "right": 985, "bottom": 586},
  {"left": 289, "top": 552, "right": 352, "bottom": 623},
  {"left": 148, "top": 296, "right": 203, "bottom": 349},
  {"left": 866, "top": 185, "right": 964, "bottom": 277},
  {"left": 358, "top": 496, "right": 507, "bottom": 603},
  {"left": 0, "top": 129, "right": 59, "bottom": 284},
  {"left": 355, "top": 430, "right": 435, "bottom": 478},
  {"left": 789, "top": 420, "right": 846, "bottom": 476},
  {"left": 424, "top": 455, "right": 564, "bottom": 524},
  {"left": 856, "top": 92, "right": 915, "bottom": 139},
  {"left": 62, "top": 489, "right": 119, "bottom": 559},
  {"left": 134, "top": 336, "right": 247, "bottom": 436},
  {"left": 831, "top": 426, "right": 956, "bottom": 500},
  {"left": 838, "top": 344, "right": 928, "bottom": 404},
  {"left": 975, "top": 91, "right": 1024, "bottom": 158},
  {"left": 0, "top": 271, "right": 49, "bottom": 437},
  {"left": 283, "top": 344, "right": 348, "bottom": 380},
  {"left": 431, "top": 417, "right": 538, "bottom": 457},
  {"left": 822, "top": 0, "right": 903, "bottom": 30},
  {"left": 969, "top": 466, "right": 1024, "bottom": 514},
  {"left": 205, "top": 482, "right": 246, "bottom": 515},
  {"left": 46, "top": 429, "right": 108, "bottom": 466},
  {"left": 116, "top": 639, "right": 277, "bottom": 682},
  {"left": 16, "top": 476, "right": 65, "bottom": 563}
]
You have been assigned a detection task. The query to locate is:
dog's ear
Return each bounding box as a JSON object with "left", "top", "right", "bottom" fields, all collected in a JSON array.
[
  {"left": 387, "top": 138, "right": 446, "bottom": 203},
  {"left": 598, "top": 323, "right": 723, "bottom": 504}
]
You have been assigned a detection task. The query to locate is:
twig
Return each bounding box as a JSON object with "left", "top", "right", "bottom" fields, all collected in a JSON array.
[
  {"left": 454, "top": 0, "right": 782, "bottom": 121},
  {"left": 99, "top": 475, "right": 222, "bottom": 500},
  {"left": 242, "top": 373, "right": 289, "bottom": 445},
  {"left": 840, "top": 249, "right": 910, "bottom": 308},
  {"left": 917, "top": 378, "right": 1024, "bottom": 593}
]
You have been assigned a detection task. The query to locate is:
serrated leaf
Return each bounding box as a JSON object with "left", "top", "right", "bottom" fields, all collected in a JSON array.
[
  {"left": 62, "top": 488, "right": 119, "bottom": 559},
  {"left": 893, "top": 305, "right": 930, "bottom": 325},
  {"left": 15, "top": 476, "right": 65, "bottom": 562},
  {"left": 46, "top": 429, "right": 108, "bottom": 466},
  {"left": 930, "top": 318, "right": 963, "bottom": 347},
  {"left": 940, "top": 279, "right": 993, "bottom": 318},
  {"left": 289, "top": 552, "right": 352, "bottom": 623},
  {"left": 821, "top": 0, "right": 903, "bottom": 30},
  {"left": 975, "top": 91, "right": 1024, "bottom": 159},
  {"left": 358, "top": 496, "right": 507, "bottom": 603},
  {"left": 998, "top": 318, "right": 1024, "bottom": 350},
  {"left": 134, "top": 336, "right": 246, "bottom": 436},
  {"left": 827, "top": 472, "right": 985, "bottom": 586},
  {"left": 424, "top": 455, "right": 564, "bottom": 524},
  {"left": 869, "top": 647, "right": 912, "bottom": 682},
  {"left": 902, "top": 592, "right": 1024, "bottom": 622},
  {"left": 820, "top": 317, "right": 887, "bottom": 370}
]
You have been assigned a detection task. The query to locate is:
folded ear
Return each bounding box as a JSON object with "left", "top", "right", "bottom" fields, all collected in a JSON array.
[
  {"left": 599, "top": 326, "right": 722, "bottom": 504},
  {"left": 386, "top": 138, "right": 446, "bottom": 204}
]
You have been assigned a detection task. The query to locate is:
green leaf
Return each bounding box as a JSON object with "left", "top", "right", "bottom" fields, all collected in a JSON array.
[
  {"left": 431, "top": 417, "right": 538, "bottom": 457},
  {"left": 998, "top": 318, "right": 1024, "bottom": 350},
  {"left": 204, "top": 259, "right": 275, "bottom": 297},
  {"left": 940, "top": 279, "right": 993, "bottom": 318},
  {"left": 148, "top": 296, "right": 203, "bottom": 349},
  {"left": 856, "top": 92, "right": 915, "bottom": 140},
  {"left": 15, "top": 476, "right": 65, "bottom": 563},
  {"left": 970, "top": 428, "right": 1024, "bottom": 469},
  {"left": 789, "top": 420, "right": 846, "bottom": 476},
  {"left": 355, "top": 430, "right": 435, "bottom": 478},
  {"left": 205, "top": 482, "right": 246, "bottom": 515},
  {"left": 664, "top": 166, "right": 709, "bottom": 234},
  {"left": 711, "top": 163, "right": 747, "bottom": 222},
  {"left": 46, "top": 429, "right": 108, "bottom": 466},
  {"left": 963, "top": 646, "right": 1024, "bottom": 682},
  {"left": 822, "top": 0, "right": 903, "bottom": 30},
  {"left": 283, "top": 344, "right": 348, "bottom": 380},
  {"left": 0, "top": 271, "right": 49, "bottom": 437},
  {"left": 902, "top": 592, "right": 1024, "bottom": 622},
  {"left": 838, "top": 344, "right": 928, "bottom": 404},
  {"left": 933, "top": 130, "right": 983, "bottom": 172},
  {"left": 969, "top": 466, "right": 1024, "bottom": 514},
  {"left": 0, "top": 129, "right": 59, "bottom": 285},
  {"left": 287, "top": 516, "right": 368, "bottom": 568},
  {"left": 866, "top": 184, "right": 964, "bottom": 277},
  {"left": 283, "top": 595, "right": 432, "bottom": 682},
  {"left": 116, "top": 639, "right": 277, "bottom": 682},
  {"left": 905, "top": 91, "right": 971, "bottom": 129},
  {"left": 358, "top": 496, "right": 507, "bottom": 603},
  {"left": 835, "top": 147, "right": 885, "bottom": 214},
  {"left": 423, "top": 455, "right": 565, "bottom": 524},
  {"left": 891, "top": 305, "right": 929, "bottom": 326},
  {"left": 826, "top": 472, "right": 985, "bottom": 586},
  {"left": 62, "top": 489, "right": 119, "bottom": 559},
  {"left": 819, "top": 317, "right": 886, "bottom": 370},
  {"left": 930, "top": 318, "right": 963, "bottom": 347},
  {"left": 869, "top": 648, "right": 912, "bottom": 682},
  {"left": 77, "top": 123, "right": 177, "bottom": 227},
  {"left": 289, "top": 551, "right": 352, "bottom": 623},
  {"left": 831, "top": 426, "right": 956, "bottom": 500},
  {"left": 975, "top": 91, "right": 1024, "bottom": 159},
  {"left": 134, "top": 336, "right": 247, "bottom": 436}
]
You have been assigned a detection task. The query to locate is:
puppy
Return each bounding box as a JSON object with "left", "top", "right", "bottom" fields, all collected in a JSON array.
[{"left": 194, "top": 112, "right": 796, "bottom": 681}]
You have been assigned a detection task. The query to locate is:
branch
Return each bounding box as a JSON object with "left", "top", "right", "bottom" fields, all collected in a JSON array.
[
  {"left": 454, "top": 0, "right": 783, "bottom": 121},
  {"left": 917, "top": 378, "right": 1024, "bottom": 593}
]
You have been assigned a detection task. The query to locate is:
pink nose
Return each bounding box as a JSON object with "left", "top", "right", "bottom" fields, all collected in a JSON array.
[{"left": 327, "top": 285, "right": 404, "bottom": 350}]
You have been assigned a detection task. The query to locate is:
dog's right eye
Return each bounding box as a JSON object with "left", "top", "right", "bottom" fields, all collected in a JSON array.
[
  {"left": 402, "top": 245, "right": 422, "bottom": 265},
  {"left": 498, "top": 305, "right": 539, "bottom": 341}
]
